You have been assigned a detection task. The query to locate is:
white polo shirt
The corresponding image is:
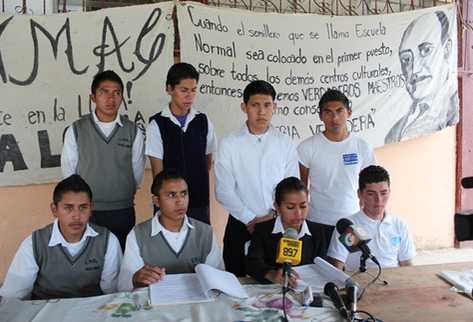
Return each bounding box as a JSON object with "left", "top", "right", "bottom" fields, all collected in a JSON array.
[
  {"left": 327, "top": 210, "right": 416, "bottom": 272},
  {"left": 298, "top": 133, "right": 375, "bottom": 225}
]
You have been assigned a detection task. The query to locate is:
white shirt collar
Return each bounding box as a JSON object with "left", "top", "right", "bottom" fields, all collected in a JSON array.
[
  {"left": 237, "top": 123, "right": 275, "bottom": 138},
  {"left": 48, "top": 219, "right": 98, "bottom": 247},
  {"left": 162, "top": 105, "right": 197, "bottom": 118},
  {"left": 359, "top": 209, "right": 394, "bottom": 226},
  {"left": 151, "top": 211, "right": 194, "bottom": 237},
  {"left": 271, "top": 216, "right": 312, "bottom": 239},
  {"left": 160, "top": 105, "right": 198, "bottom": 131},
  {"left": 92, "top": 109, "right": 123, "bottom": 127}
]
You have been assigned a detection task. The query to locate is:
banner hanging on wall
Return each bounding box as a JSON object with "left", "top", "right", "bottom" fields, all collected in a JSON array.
[
  {"left": 0, "top": 3, "right": 175, "bottom": 186},
  {"left": 0, "top": 2, "right": 459, "bottom": 186},
  {"left": 177, "top": 2, "right": 458, "bottom": 147}
]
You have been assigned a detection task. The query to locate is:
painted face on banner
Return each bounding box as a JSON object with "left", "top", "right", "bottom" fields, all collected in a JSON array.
[
  {"left": 153, "top": 179, "right": 189, "bottom": 225},
  {"left": 319, "top": 101, "right": 351, "bottom": 135},
  {"left": 241, "top": 94, "right": 276, "bottom": 134},
  {"left": 399, "top": 13, "right": 450, "bottom": 102},
  {"left": 167, "top": 78, "right": 198, "bottom": 114},
  {"left": 91, "top": 80, "right": 123, "bottom": 122},
  {"left": 276, "top": 191, "right": 309, "bottom": 232},
  {"left": 358, "top": 182, "right": 390, "bottom": 219},
  {"left": 51, "top": 191, "right": 92, "bottom": 243}
]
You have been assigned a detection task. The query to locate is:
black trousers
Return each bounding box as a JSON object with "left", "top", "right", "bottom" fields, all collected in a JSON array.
[
  {"left": 90, "top": 207, "right": 135, "bottom": 252},
  {"left": 223, "top": 215, "right": 251, "bottom": 277}
]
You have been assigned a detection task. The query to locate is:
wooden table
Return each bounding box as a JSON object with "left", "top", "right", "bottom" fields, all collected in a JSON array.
[{"left": 355, "top": 262, "right": 473, "bottom": 322}]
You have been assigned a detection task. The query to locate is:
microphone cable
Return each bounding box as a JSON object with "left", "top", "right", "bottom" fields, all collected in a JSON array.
[
  {"left": 351, "top": 309, "right": 383, "bottom": 322},
  {"left": 356, "top": 260, "right": 382, "bottom": 301}
]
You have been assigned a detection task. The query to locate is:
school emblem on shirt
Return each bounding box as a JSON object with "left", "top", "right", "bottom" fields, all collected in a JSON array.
[
  {"left": 190, "top": 257, "right": 203, "bottom": 265},
  {"left": 391, "top": 236, "right": 401, "bottom": 247},
  {"left": 117, "top": 137, "right": 132, "bottom": 148},
  {"left": 343, "top": 153, "right": 359, "bottom": 165},
  {"left": 84, "top": 257, "right": 100, "bottom": 271}
]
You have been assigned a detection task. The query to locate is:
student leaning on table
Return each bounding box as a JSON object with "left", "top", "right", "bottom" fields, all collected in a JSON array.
[
  {"left": 0, "top": 175, "right": 122, "bottom": 300},
  {"left": 117, "top": 170, "right": 224, "bottom": 291},
  {"left": 246, "top": 177, "right": 327, "bottom": 288}
]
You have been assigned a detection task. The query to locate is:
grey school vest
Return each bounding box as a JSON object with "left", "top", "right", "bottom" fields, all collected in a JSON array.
[
  {"left": 134, "top": 217, "right": 213, "bottom": 274},
  {"left": 73, "top": 114, "right": 137, "bottom": 211},
  {"left": 31, "top": 223, "right": 109, "bottom": 300}
]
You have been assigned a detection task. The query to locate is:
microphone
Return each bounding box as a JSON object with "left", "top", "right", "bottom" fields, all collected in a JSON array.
[
  {"left": 336, "top": 218, "right": 380, "bottom": 266},
  {"left": 345, "top": 279, "right": 359, "bottom": 315},
  {"left": 324, "top": 282, "right": 349, "bottom": 320},
  {"left": 276, "top": 227, "right": 302, "bottom": 289},
  {"left": 461, "top": 177, "right": 473, "bottom": 189}
]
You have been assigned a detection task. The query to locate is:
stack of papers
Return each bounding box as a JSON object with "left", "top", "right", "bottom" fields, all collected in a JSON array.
[
  {"left": 294, "top": 257, "right": 351, "bottom": 292},
  {"left": 149, "top": 264, "right": 248, "bottom": 305},
  {"left": 439, "top": 269, "right": 473, "bottom": 299}
]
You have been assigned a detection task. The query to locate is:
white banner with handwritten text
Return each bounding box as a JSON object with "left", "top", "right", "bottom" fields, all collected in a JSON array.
[
  {"left": 0, "top": 3, "right": 174, "bottom": 186},
  {"left": 178, "top": 2, "right": 458, "bottom": 147}
]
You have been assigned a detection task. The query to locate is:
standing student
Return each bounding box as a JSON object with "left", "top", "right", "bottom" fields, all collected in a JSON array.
[
  {"left": 61, "top": 70, "right": 145, "bottom": 251},
  {"left": 146, "top": 63, "right": 217, "bottom": 224},
  {"left": 215, "top": 80, "right": 299, "bottom": 277},
  {"left": 298, "top": 89, "right": 375, "bottom": 246},
  {"left": 0, "top": 175, "right": 122, "bottom": 300}
]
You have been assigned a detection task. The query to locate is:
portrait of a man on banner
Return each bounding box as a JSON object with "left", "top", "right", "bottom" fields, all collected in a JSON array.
[{"left": 385, "top": 10, "right": 459, "bottom": 144}]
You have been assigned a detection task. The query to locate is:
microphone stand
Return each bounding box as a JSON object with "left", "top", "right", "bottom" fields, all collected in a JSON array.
[
  {"left": 359, "top": 252, "right": 368, "bottom": 273},
  {"left": 281, "top": 262, "right": 290, "bottom": 322},
  {"left": 350, "top": 252, "right": 388, "bottom": 286},
  {"left": 282, "top": 284, "right": 289, "bottom": 322}
]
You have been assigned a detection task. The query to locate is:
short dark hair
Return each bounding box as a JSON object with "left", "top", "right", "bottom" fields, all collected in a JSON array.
[
  {"left": 359, "top": 165, "right": 390, "bottom": 191},
  {"left": 53, "top": 174, "right": 92, "bottom": 205},
  {"left": 151, "top": 169, "right": 187, "bottom": 196},
  {"left": 243, "top": 80, "right": 276, "bottom": 104},
  {"left": 274, "top": 177, "right": 308, "bottom": 206},
  {"left": 91, "top": 70, "right": 124, "bottom": 94},
  {"left": 166, "top": 62, "right": 199, "bottom": 88},
  {"left": 318, "top": 89, "right": 350, "bottom": 112}
]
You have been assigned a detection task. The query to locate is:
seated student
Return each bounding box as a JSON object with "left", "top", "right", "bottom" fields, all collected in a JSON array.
[
  {"left": 327, "top": 165, "right": 416, "bottom": 271},
  {"left": 0, "top": 175, "right": 122, "bottom": 300},
  {"left": 117, "top": 170, "right": 224, "bottom": 291},
  {"left": 246, "top": 177, "right": 326, "bottom": 287}
]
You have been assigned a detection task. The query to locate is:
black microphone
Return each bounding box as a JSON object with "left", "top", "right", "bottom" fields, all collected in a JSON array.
[
  {"left": 345, "top": 279, "right": 359, "bottom": 315},
  {"left": 336, "top": 218, "right": 380, "bottom": 266},
  {"left": 461, "top": 177, "right": 473, "bottom": 189},
  {"left": 324, "top": 282, "right": 349, "bottom": 320}
]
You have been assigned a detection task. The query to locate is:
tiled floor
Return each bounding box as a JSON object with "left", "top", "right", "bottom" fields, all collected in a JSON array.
[{"left": 413, "top": 247, "right": 473, "bottom": 266}]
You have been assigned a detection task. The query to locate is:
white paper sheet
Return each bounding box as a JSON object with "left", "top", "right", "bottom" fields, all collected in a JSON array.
[
  {"left": 149, "top": 273, "right": 213, "bottom": 306},
  {"left": 294, "top": 257, "right": 350, "bottom": 292}
]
